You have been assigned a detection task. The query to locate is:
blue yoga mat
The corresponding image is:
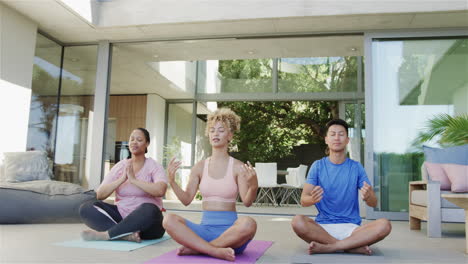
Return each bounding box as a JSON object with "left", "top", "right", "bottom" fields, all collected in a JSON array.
[{"left": 54, "top": 234, "right": 171, "bottom": 251}]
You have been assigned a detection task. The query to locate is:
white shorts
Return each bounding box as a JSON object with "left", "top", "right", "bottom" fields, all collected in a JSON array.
[{"left": 319, "top": 223, "right": 359, "bottom": 240}]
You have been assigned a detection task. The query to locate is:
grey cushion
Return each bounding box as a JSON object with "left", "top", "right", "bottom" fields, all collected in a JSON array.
[
  {"left": 411, "top": 190, "right": 460, "bottom": 208},
  {"left": 411, "top": 190, "right": 427, "bottom": 206},
  {"left": 0, "top": 180, "right": 85, "bottom": 195},
  {"left": 0, "top": 188, "right": 97, "bottom": 224},
  {"left": 3, "top": 151, "right": 51, "bottom": 182}
]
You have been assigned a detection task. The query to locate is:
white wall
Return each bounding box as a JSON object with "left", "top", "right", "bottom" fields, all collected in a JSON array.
[
  {"left": 146, "top": 94, "right": 166, "bottom": 163},
  {"left": 0, "top": 3, "right": 37, "bottom": 160}
]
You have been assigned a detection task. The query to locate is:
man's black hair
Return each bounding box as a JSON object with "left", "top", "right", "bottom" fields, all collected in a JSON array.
[{"left": 325, "top": 119, "right": 349, "bottom": 136}]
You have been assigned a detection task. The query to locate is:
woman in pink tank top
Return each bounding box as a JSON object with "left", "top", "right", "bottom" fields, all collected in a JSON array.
[
  {"left": 164, "top": 108, "right": 259, "bottom": 262},
  {"left": 79, "top": 128, "right": 167, "bottom": 242}
]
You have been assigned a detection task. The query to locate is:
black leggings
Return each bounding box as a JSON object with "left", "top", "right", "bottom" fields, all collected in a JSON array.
[{"left": 79, "top": 201, "right": 165, "bottom": 240}]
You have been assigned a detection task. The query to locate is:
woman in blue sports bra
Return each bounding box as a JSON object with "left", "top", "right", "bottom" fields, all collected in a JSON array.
[{"left": 163, "top": 108, "right": 259, "bottom": 262}]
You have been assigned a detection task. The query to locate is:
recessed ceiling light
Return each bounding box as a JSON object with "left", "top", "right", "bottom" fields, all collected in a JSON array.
[
  {"left": 69, "top": 58, "right": 79, "bottom": 62},
  {"left": 350, "top": 47, "right": 357, "bottom": 52},
  {"left": 247, "top": 50, "right": 255, "bottom": 55},
  {"left": 153, "top": 54, "right": 159, "bottom": 58}
]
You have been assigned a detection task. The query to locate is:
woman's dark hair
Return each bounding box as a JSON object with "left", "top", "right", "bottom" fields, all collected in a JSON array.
[{"left": 136, "top": 128, "right": 150, "bottom": 153}]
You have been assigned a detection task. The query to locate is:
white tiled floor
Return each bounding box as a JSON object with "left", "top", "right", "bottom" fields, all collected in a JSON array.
[{"left": 1, "top": 208, "right": 467, "bottom": 264}]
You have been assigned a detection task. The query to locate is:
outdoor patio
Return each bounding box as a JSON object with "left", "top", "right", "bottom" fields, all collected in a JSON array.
[{"left": 1, "top": 203, "right": 466, "bottom": 264}]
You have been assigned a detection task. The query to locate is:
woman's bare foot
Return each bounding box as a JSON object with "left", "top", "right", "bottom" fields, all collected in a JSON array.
[
  {"left": 121, "top": 232, "right": 141, "bottom": 243},
  {"left": 346, "top": 245, "right": 373, "bottom": 255},
  {"left": 177, "top": 246, "right": 200, "bottom": 255},
  {"left": 211, "top": 247, "right": 235, "bottom": 262},
  {"left": 308, "top": 241, "right": 334, "bottom": 254},
  {"left": 177, "top": 246, "right": 234, "bottom": 261},
  {"left": 81, "top": 230, "right": 110, "bottom": 241}
]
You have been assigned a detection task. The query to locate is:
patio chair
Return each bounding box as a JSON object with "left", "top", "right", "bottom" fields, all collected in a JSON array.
[
  {"left": 409, "top": 162, "right": 465, "bottom": 237},
  {"left": 279, "top": 165, "right": 308, "bottom": 206},
  {"left": 254, "top": 162, "right": 279, "bottom": 206}
]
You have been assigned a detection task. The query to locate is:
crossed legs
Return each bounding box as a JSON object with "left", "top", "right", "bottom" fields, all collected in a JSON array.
[
  {"left": 163, "top": 213, "right": 257, "bottom": 261},
  {"left": 79, "top": 201, "right": 164, "bottom": 242},
  {"left": 291, "top": 215, "right": 391, "bottom": 255}
]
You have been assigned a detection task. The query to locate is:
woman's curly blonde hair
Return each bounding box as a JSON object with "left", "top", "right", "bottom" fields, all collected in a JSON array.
[{"left": 205, "top": 108, "right": 241, "bottom": 136}]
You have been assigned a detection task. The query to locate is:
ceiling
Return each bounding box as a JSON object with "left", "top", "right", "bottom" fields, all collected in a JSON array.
[
  {"left": 8, "top": 0, "right": 468, "bottom": 98},
  {"left": 2, "top": 0, "right": 468, "bottom": 44},
  {"left": 114, "top": 35, "right": 364, "bottom": 61}
]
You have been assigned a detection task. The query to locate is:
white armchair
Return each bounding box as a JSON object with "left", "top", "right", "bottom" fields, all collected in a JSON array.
[
  {"left": 279, "top": 165, "right": 308, "bottom": 206},
  {"left": 254, "top": 162, "right": 279, "bottom": 206}
]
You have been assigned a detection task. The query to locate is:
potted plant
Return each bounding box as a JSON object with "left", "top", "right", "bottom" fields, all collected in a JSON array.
[{"left": 413, "top": 113, "right": 468, "bottom": 147}]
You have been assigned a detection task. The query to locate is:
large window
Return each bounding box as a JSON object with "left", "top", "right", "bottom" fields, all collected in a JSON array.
[
  {"left": 27, "top": 34, "right": 62, "bottom": 165},
  {"left": 106, "top": 43, "right": 197, "bottom": 177},
  {"left": 371, "top": 37, "right": 468, "bottom": 212},
  {"left": 279, "top": 57, "right": 359, "bottom": 93},
  {"left": 197, "top": 57, "right": 361, "bottom": 95},
  {"left": 111, "top": 43, "right": 197, "bottom": 99},
  {"left": 54, "top": 45, "right": 98, "bottom": 186},
  {"left": 197, "top": 59, "right": 273, "bottom": 93},
  {"left": 345, "top": 102, "right": 365, "bottom": 164},
  {"left": 106, "top": 37, "right": 364, "bottom": 192},
  {"left": 27, "top": 35, "right": 98, "bottom": 186},
  {"left": 166, "top": 103, "right": 194, "bottom": 192},
  {"left": 195, "top": 102, "right": 213, "bottom": 163}
]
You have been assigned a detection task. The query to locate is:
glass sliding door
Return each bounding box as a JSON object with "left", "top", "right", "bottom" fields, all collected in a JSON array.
[
  {"left": 367, "top": 35, "right": 468, "bottom": 218},
  {"left": 27, "top": 36, "right": 99, "bottom": 186},
  {"left": 106, "top": 42, "right": 197, "bottom": 180},
  {"left": 166, "top": 103, "right": 195, "bottom": 194},
  {"left": 344, "top": 102, "right": 365, "bottom": 165},
  {"left": 195, "top": 102, "right": 213, "bottom": 163},
  {"left": 54, "top": 45, "right": 98, "bottom": 185},
  {"left": 27, "top": 34, "right": 62, "bottom": 169}
]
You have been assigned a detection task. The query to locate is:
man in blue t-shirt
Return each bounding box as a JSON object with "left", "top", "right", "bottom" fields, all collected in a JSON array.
[{"left": 291, "top": 119, "right": 391, "bottom": 255}]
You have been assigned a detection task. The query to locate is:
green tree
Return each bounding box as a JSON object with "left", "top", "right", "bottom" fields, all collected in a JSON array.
[
  {"left": 413, "top": 113, "right": 468, "bottom": 147},
  {"left": 215, "top": 57, "right": 357, "bottom": 162},
  {"left": 220, "top": 101, "right": 337, "bottom": 163},
  {"left": 278, "top": 57, "right": 358, "bottom": 92},
  {"left": 218, "top": 59, "right": 272, "bottom": 93},
  {"left": 217, "top": 57, "right": 358, "bottom": 163}
]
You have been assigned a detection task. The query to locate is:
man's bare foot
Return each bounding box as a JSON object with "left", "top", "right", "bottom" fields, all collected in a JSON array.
[
  {"left": 177, "top": 246, "right": 200, "bottom": 255},
  {"left": 211, "top": 247, "right": 235, "bottom": 262},
  {"left": 308, "top": 241, "right": 334, "bottom": 254},
  {"left": 346, "top": 245, "right": 372, "bottom": 255},
  {"left": 81, "top": 230, "right": 110, "bottom": 241},
  {"left": 121, "top": 232, "right": 141, "bottom": 243}
]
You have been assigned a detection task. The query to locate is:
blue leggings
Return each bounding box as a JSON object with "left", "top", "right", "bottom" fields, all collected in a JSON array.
[
  {"left": 79, "top": 201, "right": 165, "bottom": 240},
  {"left": 185, "top": 211, "right": 251, "bottom": 254}
]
